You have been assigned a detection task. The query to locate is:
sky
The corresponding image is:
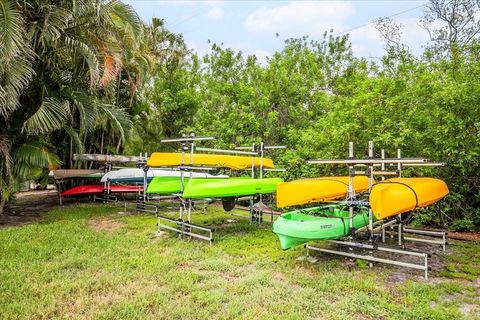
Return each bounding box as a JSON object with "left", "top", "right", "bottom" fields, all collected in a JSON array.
[{"left": 125, "top": 0, "right": 433, "bottom": 61}]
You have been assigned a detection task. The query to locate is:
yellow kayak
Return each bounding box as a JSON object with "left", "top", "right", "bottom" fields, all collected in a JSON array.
[
  {"left": 369, "top": 178, "right": 449, "bottom": 219},
  {"left": 276, "top": 176, "right": 371, "bottom": 208},
  {"left": 147, "top": 152, "right": 274, "bottom": 170}
]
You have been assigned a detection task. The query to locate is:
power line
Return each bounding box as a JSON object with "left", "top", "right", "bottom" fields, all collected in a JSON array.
[
  {"left": 167, "top": 8, "right": 207, "bottom": 29},
  {"left": 334, "top": 3, "right": 427, "bottom": 36}
]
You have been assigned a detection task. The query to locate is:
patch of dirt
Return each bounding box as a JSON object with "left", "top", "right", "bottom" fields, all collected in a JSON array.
[
  {"left": 0, "top": 190, "right": 60, "bottom": 228},
  {"left": 459, "top": 303, "right": 478, "bottom": 317},
  {"left": 87, "top": 219, "right": 124, "bottom": 233},
  {"left": 382, "top": 238, "right": 450, "bottom": 284},
  {"left": 448, "top": 232, "right": 480, "bottom": 242}
]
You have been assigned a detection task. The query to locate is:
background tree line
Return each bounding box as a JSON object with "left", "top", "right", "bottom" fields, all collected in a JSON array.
[{"left": 1, "top": 0, "right": 479, "bottom": 231}]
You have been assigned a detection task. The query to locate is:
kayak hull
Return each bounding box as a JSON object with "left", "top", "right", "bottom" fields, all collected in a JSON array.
[
  {"left": 273, "top": 205, "right": 369, "bottom": 250},
  {"left": 146, "top": 175, "right": 229, "bottom": 195},
  {"left": 101, "top": 168, "right": 226, "bottom": 183},
  {"left": 61, "top": 184, "right": 141, "bottom": 196},
  {"left": 276, "top": 176, "right": 371, "bottom": 208},
  {"left": 369, "top": 177, "right": 449, "bottom": 219},
  {"left": 147, "top": 152, "right": 274, "bottom": 170},
  {"left": 50, "top": 169, "right": 104, "bottom": 180},
  {"left": 182, "top": 177, "right": 284, "bottom": 199}
]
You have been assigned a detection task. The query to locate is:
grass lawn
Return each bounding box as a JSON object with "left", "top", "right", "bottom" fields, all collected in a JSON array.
[{"left": 0, "top": 203, "right": 479, "bottom": 319}]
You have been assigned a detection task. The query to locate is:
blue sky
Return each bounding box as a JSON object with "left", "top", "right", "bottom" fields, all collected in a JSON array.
[{"left": 125, "top": 1, "right": 431, "bottom": 60}]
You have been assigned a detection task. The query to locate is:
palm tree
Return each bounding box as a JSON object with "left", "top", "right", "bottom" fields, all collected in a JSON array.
[{"left": 0, "top": 0, "right": 144, "bottom": 213}]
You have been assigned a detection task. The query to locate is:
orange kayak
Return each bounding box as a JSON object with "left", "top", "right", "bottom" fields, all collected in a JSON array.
[
  {"left": 369, "top": 178, "right": 449, "bottom": 219},
  {"left": 276, "top": 176, "right": 371, "bottom": 208}
]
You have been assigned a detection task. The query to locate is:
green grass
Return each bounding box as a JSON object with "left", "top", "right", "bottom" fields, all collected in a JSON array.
[{"left": 0, "top": 203, "right": 479, "bottom": 319}]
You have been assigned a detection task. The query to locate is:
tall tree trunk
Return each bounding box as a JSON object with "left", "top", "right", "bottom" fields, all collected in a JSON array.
[{"left": 0, "top": 196, "right": 6, "bottom": 215}]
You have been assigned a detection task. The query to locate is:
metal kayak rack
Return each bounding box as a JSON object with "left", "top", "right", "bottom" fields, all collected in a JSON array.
[
  {"left": 142, "top": 133, "right": 287, "bottom": 244},
  {"left": 143, "top": 133, "right": 217, "bottom": 245},
  {"left": 304, "top": 140, "right": 447, "bottom": 279},
  {"left": 231, "top": 142, "right": 286, "bottom": 223}
]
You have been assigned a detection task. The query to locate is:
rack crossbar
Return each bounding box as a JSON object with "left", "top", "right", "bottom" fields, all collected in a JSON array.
[
  {"left": 327, "top": 240, "right": 428, "bottom": 257},
  {"left": 308, "top": 158, "right": 428, "bottom": 165},
  {"left": 403, "top": 228, "right": 447, "bottom": 237},
  {"left": 160, "top": 136, "right": 215, "bottom": 143},
  {"left": 196, "top": 147, "right": 257, "bottom": 156},
  {"left": 403, "top": 236, "right": 446, "bottom": 245},
  {"left": 156, "top": 215, "right": 213, "bottom": 243},
  {"left": 93, "top": 194, "right": 118, "bottom": 202},
  {"left": 177, "top": 165, "right": 217, "bottom": 171},
  {"left": 311, "top": 247, "right": 427, "bottom": 271}
]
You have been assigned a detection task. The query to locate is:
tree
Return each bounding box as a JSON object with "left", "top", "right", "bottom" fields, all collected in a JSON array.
[
  {"left": 0, "top": 0, "right": 143, "bottom": 213},
  {"left": 422, "top": 0, "right": 480, "bottom": 55}
]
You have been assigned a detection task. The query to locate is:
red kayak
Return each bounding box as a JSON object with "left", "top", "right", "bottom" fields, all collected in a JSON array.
[{"left": 61, "top": 184, "right": 141, "bottom": 196}]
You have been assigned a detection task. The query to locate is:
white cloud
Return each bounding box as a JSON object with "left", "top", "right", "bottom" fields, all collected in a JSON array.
[
  {"left": 205, "top": 6, "right": 224, "bottom": 20},
  {"left": 187, "top": 40, "right": 212, "bottom": 58},
  {"left": 244, "top": 1, "right": 355, "bottom": 36}
]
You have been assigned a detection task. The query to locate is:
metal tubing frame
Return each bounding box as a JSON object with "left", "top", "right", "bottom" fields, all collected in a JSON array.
[
  {"left": 160, "top": 136, "right": 215, "bottom": 143},
  {"left": 307, "top": 158, "right": 429, "bottom": 165},
  {"left": 306, "top": 242, "right": 429, "bottom": 279},
  {"left": 151, "top": 133, "right": 217, "bottom": 244},
  {"left": 196, "top": 147, "right": 257, "bottom": 156},
  {"left": 385, "top": 227, "right": 447, "bottom": 251},
  {"left": 155, "top": 214, "right": 213, "bottom": 245},
  {"left": 93, "top": 194, "right": 118, "bottom": 202}
]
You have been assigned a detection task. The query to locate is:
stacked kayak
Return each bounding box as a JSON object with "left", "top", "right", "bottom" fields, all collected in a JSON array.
[
  {"left": 276, "top": 176, "right": 371, "bottom": 208},
  {"left": 61, "top": 184, "right": 141, "bottom": 196},
  {"left": 147, "top": 175, "right": 228, "bottom": 195},
  {"left": 182, "top": 177, "right": 284, "bottom": 199},
  {"left": 101, "top": 168, "right": 226, "bottom": 183},
  {"left": 369, "top": 177, "right": 449, "bottom": 219},
  {"left": 273, "top": 205, "right": 369, "bottom": 250},
  {"left": 50, "top": 169, "right": 104, "bottom": 179},
  {"left": 147, "top": 152, "right": 274, "bottom": 170}
]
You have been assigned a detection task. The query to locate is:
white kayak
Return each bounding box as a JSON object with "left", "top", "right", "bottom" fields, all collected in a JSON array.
[{"left": 100, "top": 168, "right": 227, "bottom": 183}]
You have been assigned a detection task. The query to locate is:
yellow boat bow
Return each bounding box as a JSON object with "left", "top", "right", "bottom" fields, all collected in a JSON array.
[{"left": 369, "top": 177, "right": 449, "bottom": 219}]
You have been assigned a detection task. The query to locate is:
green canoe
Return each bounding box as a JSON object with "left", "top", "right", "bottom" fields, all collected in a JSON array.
[
  {"left": 272, "top": 205, "right": 369, "bottom": 250},
  {"left": 182, "top": 177, "right": 284, "bottom": 199}
]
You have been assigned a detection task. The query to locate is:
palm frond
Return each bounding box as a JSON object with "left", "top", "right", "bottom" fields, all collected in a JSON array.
[
  {"left": 100, "top": 54, "right": 119, "bottom": 87},
  {"left": 0, "top": 0, "right": 24, "bottom": 60},
  {"left": 98, "top": 104, "right": 132, "bottom": 144},
  {"left": 63, "top": 125, "right": 85, "bottom": 154},
  {"left": 13, "top": 142, "right": 61, "bottom": 178},
  {"left": 104, "top": 0, "right": 142, "bottom": 37},
  {"left": 22, "top": 98, "right": 70, "bottom": 135},
  {"left": 36, "top": 6, "right": 72, "bottom": 48},
  {"left": 64, "top": 36, "right": 100, "bottom": 87},
  {"left": 67, "top": 90, "right": 99, "bottom": 137}
]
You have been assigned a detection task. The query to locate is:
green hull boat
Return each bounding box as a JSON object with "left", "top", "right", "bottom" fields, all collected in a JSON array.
[
  {"left": 273, "top": 205, "right": 369, "bottom": 250},
  {"left": 146, "top": 176, "right": 185, "bottom": 194},
  {"left": 146, "top": 176, "right": 229, "bottom": 195},
  {"left": 182, "top": 177, "right": 284, "bottom": 199}
]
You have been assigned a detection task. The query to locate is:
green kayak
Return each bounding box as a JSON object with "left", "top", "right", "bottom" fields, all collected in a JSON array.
[
  {"left": 146, "top": 176, "right": 229, "bottom": 195},
  {"left": 146, "top": 176, "right": 185, "bottom": 194},
  {"left": 182, "top": 177, "right": 284, "bottom": 199},
  {"left": 273, "top": 205, "right": 369, "bottom": 250}
]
